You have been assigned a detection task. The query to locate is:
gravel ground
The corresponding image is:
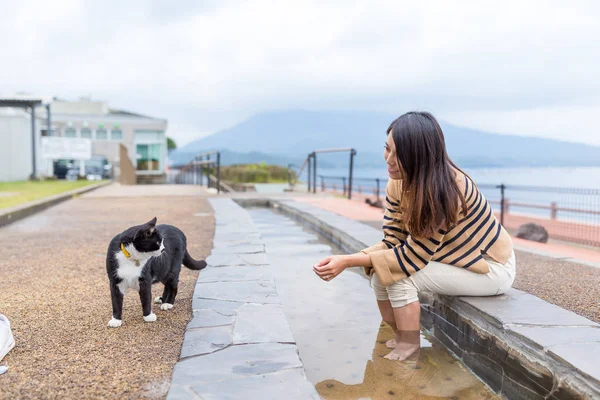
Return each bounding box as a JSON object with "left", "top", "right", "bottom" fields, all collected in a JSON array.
[
  {"left": 0, "top": 195, "right": 214, "bottom": 400},
  {"left": 512, "top": 250, "right": 600, "bottom": 323}
]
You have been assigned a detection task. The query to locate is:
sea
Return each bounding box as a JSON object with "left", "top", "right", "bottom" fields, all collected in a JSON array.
[
  {"left": 264, "top": 166, "right": 600, "bottom": 224},
  {"left": 308, "top": 166, "right": 600, "bottom": 189}
]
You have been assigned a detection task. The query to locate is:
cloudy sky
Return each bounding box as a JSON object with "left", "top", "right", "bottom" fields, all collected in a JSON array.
[{"left": 1, "top": 0, "right": 599, "bottom": 146}]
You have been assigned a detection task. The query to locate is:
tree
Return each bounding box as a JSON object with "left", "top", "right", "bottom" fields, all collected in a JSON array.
[{"left": 167, "top": 137, "right": 177, "bottom": 150}]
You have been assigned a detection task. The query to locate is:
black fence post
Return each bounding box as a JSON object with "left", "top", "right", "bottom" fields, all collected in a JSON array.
[
  {"left": 216, "top": 152, "right": 221, "bottom": 194},
  {"left": 312, "top": 152, "right": 317, "bottom": 194},
  {"left": 342, "top": 177, "right": 346, "bottom": 196},
  {"left": 307, "top": 154, "right": 312, "bottom": 193},
  {"left": 206, "top": 155, "right": 211, "bottom": 188},
  {"left": 375, "top": 178, "right": 381, "bottom": 201},
  {"left": 498, "top": 183, "right": 506, "bottom": 226},
  {"left": 348, "top": 149, "right": 356, "bottom": 200}
]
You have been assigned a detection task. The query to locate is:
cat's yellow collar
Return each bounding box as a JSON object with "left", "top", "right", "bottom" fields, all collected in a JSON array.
[
  {"left": 121, "top": 243, "right": 141, "bottom": 266},
  {"left": 120, "top": 243, "right": 131, "bottom": 259}
]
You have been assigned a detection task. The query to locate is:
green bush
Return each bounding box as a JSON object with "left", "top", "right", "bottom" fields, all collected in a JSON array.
[{"left": 214, "top": 164, "right": 295, "bottom": 183}]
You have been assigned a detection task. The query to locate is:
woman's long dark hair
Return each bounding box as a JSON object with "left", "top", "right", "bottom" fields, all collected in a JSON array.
[{"left": 387, "top": 111, "right": 467, "bottom": 238}]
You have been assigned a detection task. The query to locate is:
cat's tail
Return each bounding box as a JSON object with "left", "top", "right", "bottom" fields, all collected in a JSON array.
[{"left": 183, "top": 249, "right": 208, "bottom": 270}]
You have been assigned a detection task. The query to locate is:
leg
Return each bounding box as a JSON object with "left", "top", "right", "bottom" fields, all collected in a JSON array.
[
  {"left": 154, "top": 286, "right": 168, "bottom": 305},
  {"left": 383, "top": 277, "right": 421, "bottom": 361},
  {"left": 408, "top": 254, "right": 516, "bottom": 297},
  {"left": 385, "top": 301, "right": 421, "bottom": 360},
  {"left": 160, "top": 280, "right": 178, "bottom": 311},
  {"left": 138, "top": 279, "right": 156, "bottom": 322},
  {"left": 372, "top": 274, "right": 401, "bottom": 348},
  {"left": 108, "top": 282, "right": 124, "bottom": 328}
]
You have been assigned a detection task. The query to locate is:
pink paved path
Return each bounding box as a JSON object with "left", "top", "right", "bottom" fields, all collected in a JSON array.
[{"left": 296, "top": 196, "right": 600, "bottom": 265}]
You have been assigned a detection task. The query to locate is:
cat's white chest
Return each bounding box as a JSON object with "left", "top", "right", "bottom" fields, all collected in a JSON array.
[{"left": 115, "top": 251, "right": 149, "bottom": 294}]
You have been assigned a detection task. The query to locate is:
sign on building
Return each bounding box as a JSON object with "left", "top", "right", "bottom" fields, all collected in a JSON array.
[{"left": 41, "top": 137, "right": 92, "bottom": 160}]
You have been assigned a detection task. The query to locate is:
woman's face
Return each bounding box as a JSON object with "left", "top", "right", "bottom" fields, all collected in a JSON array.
[{"left": 384, "top": 133, "right": 403, "bottom": 180}]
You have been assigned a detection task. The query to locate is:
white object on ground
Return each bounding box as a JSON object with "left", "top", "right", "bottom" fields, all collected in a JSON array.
[
  {"left": 0, "top": 314, "right": 15, "bottom": 363},
  {"left": 0, "top": 365, "right": 7, "bottom": 375}
]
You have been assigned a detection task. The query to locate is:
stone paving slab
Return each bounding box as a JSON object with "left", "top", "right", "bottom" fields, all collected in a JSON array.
[
  {"left": 206, "top": 252, "right": 269, "bottom": 267},
  {"left": 187, "top": 309, "right": 235, "bottom": 328},
  {"left": 548, "top": 343, "right": 600, "bottom": 382},
  {"left": 195, "top": 281, "right": 280, "bottom": 304},
  {"left": 508, "top": 325, "right": 600, "bottom": 348},
  {"left": 180, "top": 325, "right": 232, "bottom": 358},
  {"left": 460, "top": 290, "right": 599, "bottom": 328},
  {"left": 190, "top": 369, "right": 320, "bottom": 400},
  {"left": 209, "top": 244, "right": 265, "bottom": 254},
  {"left": 190, "top": 298, "right": 244, "bottom": 313},
  {"left": 197, "top": 266, "right": 272, "bottom": 283},
  {"left": 232, "top": 303, "right": 295, "bottom": 344},
  {"left": 167, "top": 198, "right": 318, "bottom": 399}
]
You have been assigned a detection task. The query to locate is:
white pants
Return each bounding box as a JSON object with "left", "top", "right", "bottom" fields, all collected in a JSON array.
[{"left": 371, "top": 251, "right": 516, "bottom": 308}]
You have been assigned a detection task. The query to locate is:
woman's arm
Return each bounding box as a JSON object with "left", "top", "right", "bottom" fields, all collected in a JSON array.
[{"left": 313, "top": 253, "right": 371, "bottom": 281}]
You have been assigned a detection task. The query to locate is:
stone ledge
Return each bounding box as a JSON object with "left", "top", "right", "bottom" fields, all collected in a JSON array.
[
  {"left": 263, "top": 198, "right": 600, "bottom": 400},
  {"left": 0, "top": 181, "right": 111, "bottom": 228},
  {"left": 167, "top": 198, "right": 319, "bottom": 400}
]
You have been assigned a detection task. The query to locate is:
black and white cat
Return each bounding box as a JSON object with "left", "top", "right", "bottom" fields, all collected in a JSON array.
[{"left": 106, "top": 217, "right": 207, "bottom": 328}]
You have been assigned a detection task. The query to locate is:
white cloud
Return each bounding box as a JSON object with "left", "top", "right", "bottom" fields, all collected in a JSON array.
[{"left": 1, "top": 0, "right": 599, "bottom": 146}]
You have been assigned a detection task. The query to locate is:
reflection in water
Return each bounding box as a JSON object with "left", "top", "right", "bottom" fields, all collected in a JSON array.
[{"left": 316, "top": 324, "right": 500, "bottom": 400}]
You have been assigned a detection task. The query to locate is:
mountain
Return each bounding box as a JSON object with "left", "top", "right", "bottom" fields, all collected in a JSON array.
[{"left": 172, "top": 110, "right": 600, "bottom": 168}]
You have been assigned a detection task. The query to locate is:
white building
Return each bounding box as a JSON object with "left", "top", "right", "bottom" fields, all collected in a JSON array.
[
  {"left": 50, "top": 98, "right": 168, "bottom": 183},
  {"left": 0, "top": 96, "right": 46, "bottom": 181},
  {"left": 0, "top": 96, "right": 169, "bottom": 183}
]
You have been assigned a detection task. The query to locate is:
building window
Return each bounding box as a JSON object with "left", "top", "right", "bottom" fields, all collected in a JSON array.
[
  {"left": 64, "top": 127, "right": 77, "bottom": 138},
  {"left": 135, "top": 130, "right": 164, "bottom": 141},
  {"left": 96, "top": 128, "right": 108, "bottom": 140},
  {"left": 111, "top": 129, "right": 123, "bottom": 141},
  {"left": 80, "top": 128, "right": 92, "bottom": 139},
  {"left": 136, "top": 144, "right": 161, "bottom": 171}
]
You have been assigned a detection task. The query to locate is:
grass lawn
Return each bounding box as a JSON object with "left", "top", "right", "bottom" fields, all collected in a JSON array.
[{"left": 0, "top": 180, "right": 105, "bottom": 210}]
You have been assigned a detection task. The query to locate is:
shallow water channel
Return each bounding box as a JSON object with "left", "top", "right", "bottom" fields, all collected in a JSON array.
[{"left": 246, "top": 207, "right": 500, "bottom": 400}]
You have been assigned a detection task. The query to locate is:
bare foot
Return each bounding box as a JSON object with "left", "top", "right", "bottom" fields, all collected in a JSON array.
[
  {"left": 384, "top": 341, "right": 420, "bottom": 361},
  {"left": 385, "top": 339, "right": 397, "bottom": 349}
]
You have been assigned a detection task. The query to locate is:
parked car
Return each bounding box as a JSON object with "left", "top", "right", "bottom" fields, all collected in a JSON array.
[
  {"left": 65, "top": 155, "right": 113, "bottom": 181},
  {"left": 53, "top": 159, "right": 75, "bottom": 179}
]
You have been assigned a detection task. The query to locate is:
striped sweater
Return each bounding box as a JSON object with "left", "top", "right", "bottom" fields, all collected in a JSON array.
[{"left": 361, "top": 173, "right": 513, "bottom": 286}]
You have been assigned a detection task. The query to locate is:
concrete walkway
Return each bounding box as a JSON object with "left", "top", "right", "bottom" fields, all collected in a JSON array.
[
  {"left": 167, "top": 198, "right": 319, "bottom": 399},
  {"left": 84, "top": 183, "right": 212, "bottom": 198}
]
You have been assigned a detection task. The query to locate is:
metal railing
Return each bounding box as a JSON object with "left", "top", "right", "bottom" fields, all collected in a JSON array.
[
  {"left": 168, "top": 151, "right": 224, "bottom": 193},
  {"left": 319, "top": 175, "right": 600, "bottom": 247},
  {"left": 478, "top": 183, "right": 600, "bottom": 247},
  {"left": 298, "top": 148, "right": 356, "bottom": 199},
  {"left": 318, "top": 175, "right": 386, "bottom": 200}
]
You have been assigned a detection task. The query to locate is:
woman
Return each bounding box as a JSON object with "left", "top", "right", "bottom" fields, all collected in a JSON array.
[{"left": 313, "top": 111, "right": 515, "bottom": 361}]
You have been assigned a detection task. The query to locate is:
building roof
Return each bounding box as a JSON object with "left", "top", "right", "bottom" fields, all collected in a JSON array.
[
  {"left": 0, "top": 96, "right": 44, "bottom": 108},
  {"left": 107, "top": 108, "right": 157, "bottom": 119}
]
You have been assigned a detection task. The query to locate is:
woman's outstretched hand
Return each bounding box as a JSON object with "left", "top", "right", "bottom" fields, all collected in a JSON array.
[{"left": 313, "top": 255, "right": 349, "bottom": 282}]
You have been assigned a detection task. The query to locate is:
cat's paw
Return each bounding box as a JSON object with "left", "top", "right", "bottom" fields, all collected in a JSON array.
[
  {"left": 143, "top": 313, "right": 157, "bottom": 322},
  {"left": 160, "top": 303, "right": 173, "bottom": 311},
  {"left": 154, "top": 296, "right": 163, "bottom": 304},
  {"left": 108, "top": 318, "right": 122, "bottom": 328}
]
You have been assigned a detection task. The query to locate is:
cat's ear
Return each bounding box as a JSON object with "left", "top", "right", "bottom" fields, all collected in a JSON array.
[{"left": 142, "top": 218, "right": 157, "bottom": 237}]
